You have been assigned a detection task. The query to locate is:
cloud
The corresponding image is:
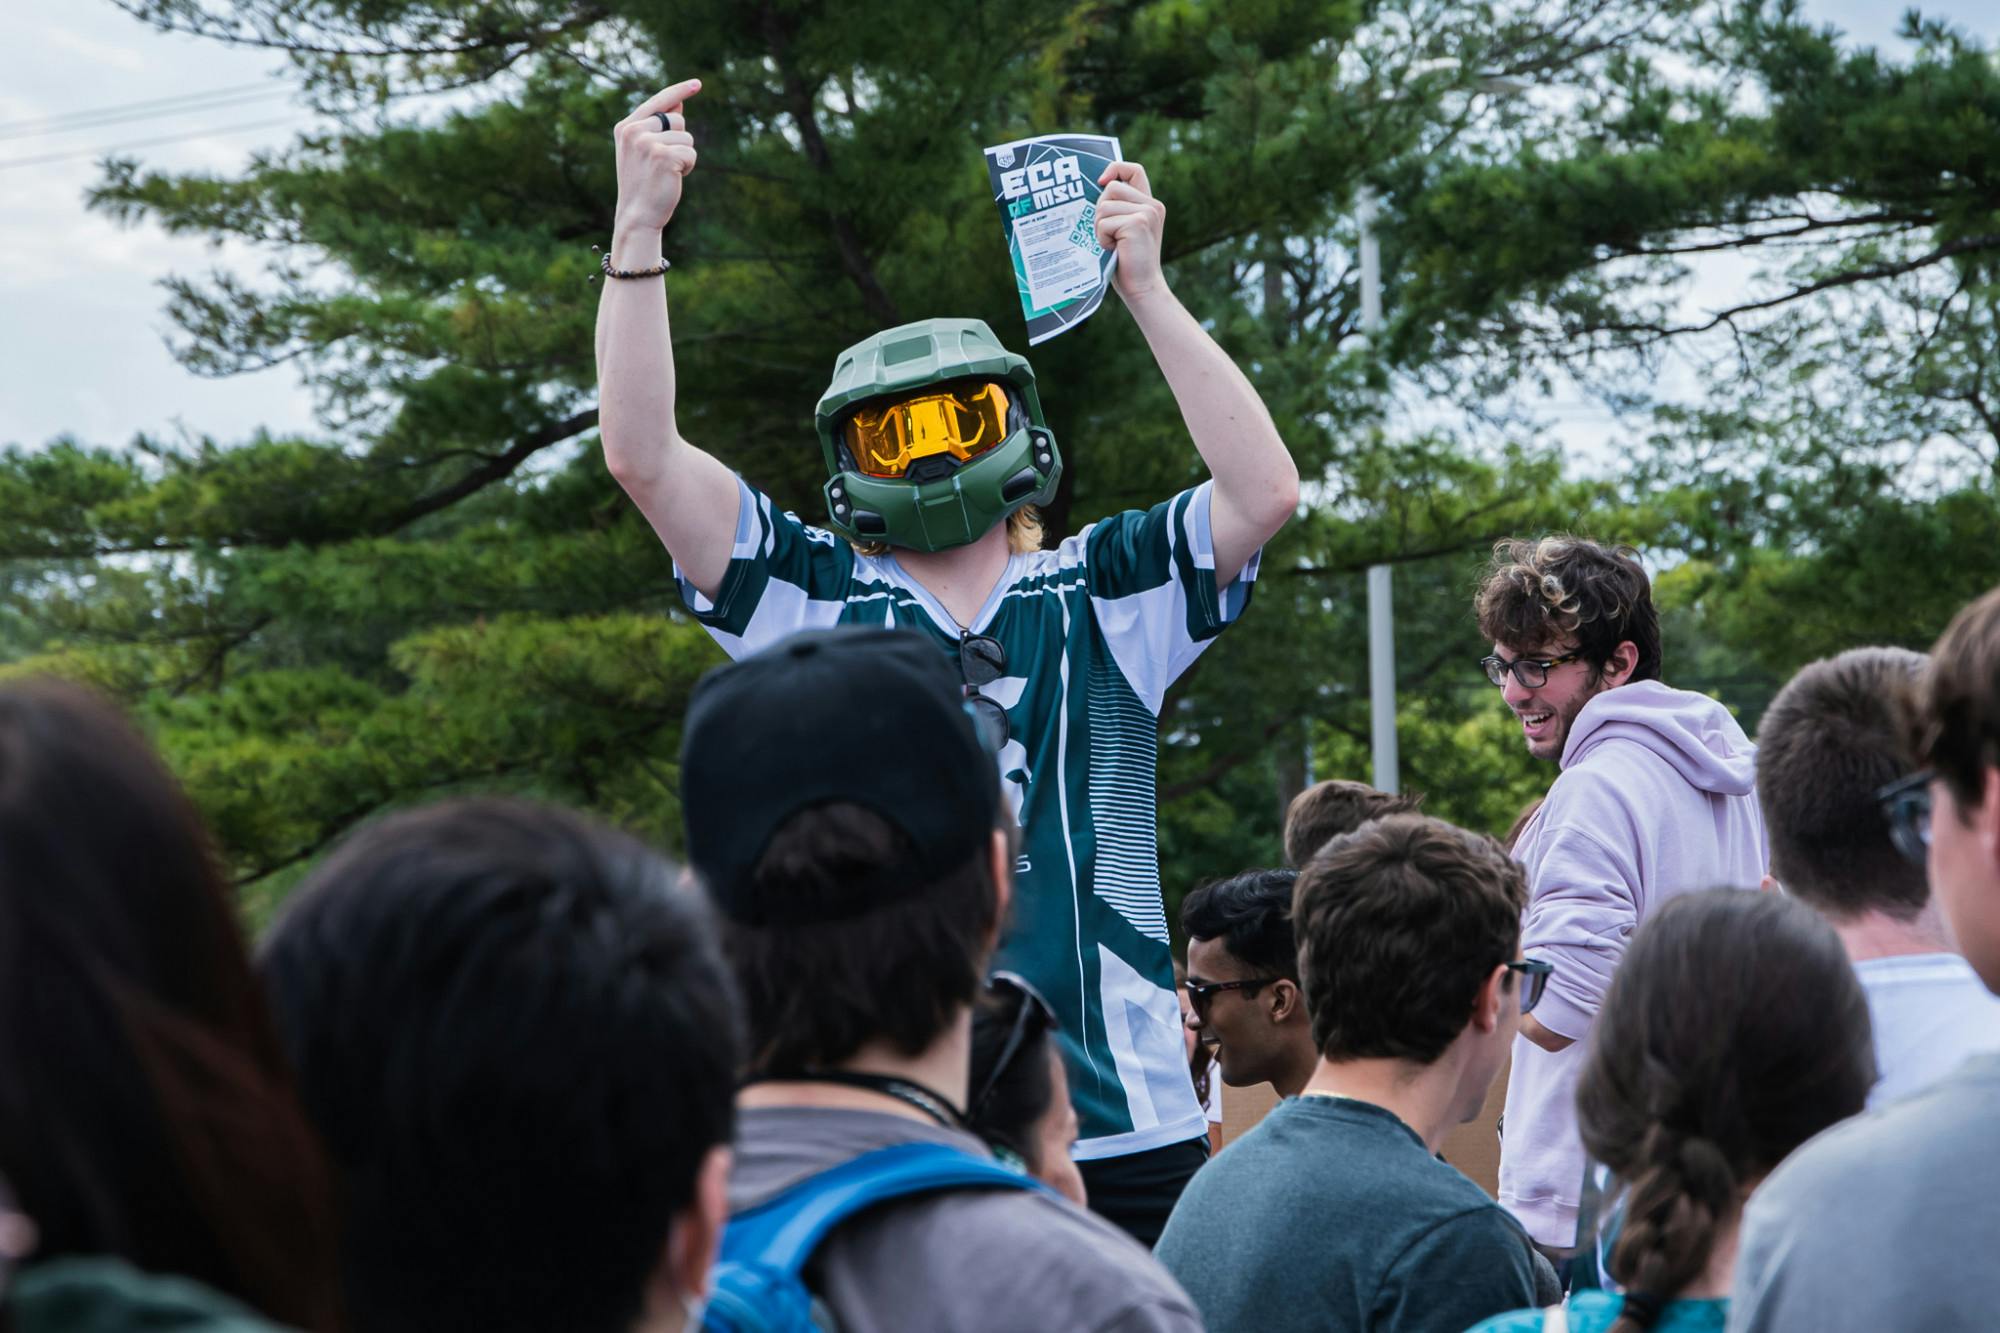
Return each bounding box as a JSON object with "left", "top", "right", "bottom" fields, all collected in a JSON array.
[{"left": 39, "top": 21, "right": 148, "bottom": 73}]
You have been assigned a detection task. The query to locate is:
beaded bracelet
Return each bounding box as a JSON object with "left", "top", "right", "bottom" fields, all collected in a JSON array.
[{"left": 590, "top": 245, "right": 671, "bottom": 281}]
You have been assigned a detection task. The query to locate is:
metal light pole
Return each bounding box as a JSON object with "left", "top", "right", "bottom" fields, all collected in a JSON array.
[
  {"left": 1358, "top": 186, "right": 1398, "bottom": 794},
  {"left": 1355, "top": 70, "right": 1527, "bottom": 797}
]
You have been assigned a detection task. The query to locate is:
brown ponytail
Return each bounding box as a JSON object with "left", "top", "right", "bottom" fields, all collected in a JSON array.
[{"left": 1575, "top": 890, "right": 1876, "bottom": 1333}]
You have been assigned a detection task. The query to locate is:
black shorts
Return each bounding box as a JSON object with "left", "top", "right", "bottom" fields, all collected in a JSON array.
[{"left": 1076, "top": 1135, "right": 1210, "bottom": 1247}]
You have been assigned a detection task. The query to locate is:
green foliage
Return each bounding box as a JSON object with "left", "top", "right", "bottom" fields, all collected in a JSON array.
[{"left": 12, "top": 0, "right": 1999, "bottom": 906}]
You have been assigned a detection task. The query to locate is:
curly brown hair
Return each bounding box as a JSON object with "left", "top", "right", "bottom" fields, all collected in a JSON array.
[{"left": 1474, "top": 535, "right": 1662, "bottom": 683}]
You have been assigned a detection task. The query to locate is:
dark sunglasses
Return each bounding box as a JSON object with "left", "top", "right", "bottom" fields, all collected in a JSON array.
[
  {"left": 959, "top": 631, "right": 1009, "bottom": 752},
  {"left": 1506, "top": 958, "right": 1554, "bottom": 1014},
  {"left": 969, "top": 971, "right": 1057, "bottom": 1123},
  {"left": 1184, "top": 975, "right": 1281, "bottom": 1021},
  {"left": 1876, "top": 768, "right": 1934, "bottom": 868},
  {"left": 1480, "top": 650, "right": 1584, "bottom": 689}
]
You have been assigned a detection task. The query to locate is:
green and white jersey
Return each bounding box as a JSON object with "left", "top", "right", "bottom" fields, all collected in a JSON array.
[{"left": 677, "top": 475, "right": 1260, "bottom": 1157}]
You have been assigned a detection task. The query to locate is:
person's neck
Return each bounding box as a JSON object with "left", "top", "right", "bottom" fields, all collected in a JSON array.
[
  {"left": 1833, "top": 904, "right": 1954, "bottom": 962},
  {"left": 738, "top": 1014, "right": 972, "bottom": 1125},
  {"left": 1298, "top": 1053, "right": 1463, "bottom": 1152},
  {"left": 893, "top": 524, "right": 1012, "bottom": 630},
  {"left": 1273, "top": 1033, "right": 1320, "bottom": 1101}
]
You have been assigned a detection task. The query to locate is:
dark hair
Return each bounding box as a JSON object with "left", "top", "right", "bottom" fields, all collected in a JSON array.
[
  {"left": 0, "top": 679, "right": 339, "bottom": 1329},
  {"left": 1578, "top": 890, "right": 1874, "bottom": 1333},
  {"left": 1758, "top": 647, "right": 1929, "bottom": 919},
  {"left": 1282, "top": 781, "right": 1423, "bottom": 868},
  {"left": 1502, "top": 796, "right": 1544, "bottom": 853},
  {"left": 1475, "top": 536, "right": 1663, "bottom": 683},
  {"left": 724, "top": 801, "right": 1000, "bottom": 1075},
  {"left": 1915, "top": 585, "right": 2000, "bottom": 808},
  {"left": 260, "top": 797, "right": 741, "bottom": 1333},
  {"left": 1293, "top": 814, "right": 1526, "bottom": 1064},
  {"left": 1181, "top": 868, "right": 1301, "bottom": 980},
  {"left": 967, "top": 991, "right": 1058, "bottom": 1171}
]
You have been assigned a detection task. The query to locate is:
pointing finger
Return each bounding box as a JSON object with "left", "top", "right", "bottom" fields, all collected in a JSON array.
[{"left": 623, "top": 78, "right": 703, "bottom": 125}]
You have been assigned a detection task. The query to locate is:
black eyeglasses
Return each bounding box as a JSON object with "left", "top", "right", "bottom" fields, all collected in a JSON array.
[
  {"left": 1480, "top": 650, "right": 1584, "bottom": 689},
  {"left": 969, "top": 971, "right": 1057, "bottom": 1123},
  {"left": 1876, "top": 768, "right": 1934, "bottom": 868},
  {"left": 1184, "top": 976, "right": 1281, "bottom": 1021},
  {"left": 1505, "top": 958, "right": 1554, "bottom": 1013},
  {"left": 959, "top": 631, "right": 1009, "bottom": 752}
]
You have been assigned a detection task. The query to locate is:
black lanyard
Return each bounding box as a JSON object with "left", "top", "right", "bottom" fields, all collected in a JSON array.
[{"left": 750, "top": 1071, "right": 967, "bottom": 1132}]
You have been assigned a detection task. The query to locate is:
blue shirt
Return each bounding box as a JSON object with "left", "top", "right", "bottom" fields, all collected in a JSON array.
[{"left": 1469, "top": 1291, "right": 1729, "bottom": 1333}]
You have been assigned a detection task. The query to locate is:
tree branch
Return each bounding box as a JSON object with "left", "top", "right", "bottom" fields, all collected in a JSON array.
[
  {"left": 380, "top": 407, "right": 598, "bottom": 534},
  {"left": 758, "top": 5, "right": 901, "bottom": 325}
]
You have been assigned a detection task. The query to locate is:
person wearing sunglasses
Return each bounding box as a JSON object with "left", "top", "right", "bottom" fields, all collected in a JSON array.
[
  {"left": 1754, "top": 647, "right": 2000, "bottom": 1109},
  {"left": 967, "top": 973, "right": 1087, "bottom": 1207},
  {"left": 1472, "top": 536, "right": 1767, "bottom": 1264},
  {"left": 1157, "top": 814, "right": 1550, "bottom": 1333},
  {"left": 1180, "top": 869, "right": 1318, "bottom": 1102},
  {"left": 597, "top": 77, "right": 1299, "bottom": 1243},
  {"left": 1728, "top": 587, "right": 2000, "bottom": 1333}
]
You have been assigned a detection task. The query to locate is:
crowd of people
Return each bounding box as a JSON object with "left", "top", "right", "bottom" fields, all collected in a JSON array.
[{"left": 3, "top": 76, "right": 1995, "bottom": 1333}]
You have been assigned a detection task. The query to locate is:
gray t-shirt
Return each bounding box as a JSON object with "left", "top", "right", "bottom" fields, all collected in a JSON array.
[
  {"left": 1155, "top": 1096, "right": 1539, "bottom": 1333},
  {"left": 1728, "top": 1051, "right": 2000, "bottom": 1332},
  {"left": 727, "top": 1106, "right": 1202, "bottom": 1333}
]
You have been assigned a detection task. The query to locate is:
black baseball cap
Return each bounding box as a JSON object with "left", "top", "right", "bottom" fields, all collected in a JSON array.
[{"left": 679, "top": 627, "right": 1002, "bottom": 925}]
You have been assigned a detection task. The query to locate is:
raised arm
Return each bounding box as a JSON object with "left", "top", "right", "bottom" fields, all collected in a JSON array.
[
  {"left": 596, "top": 78, "right": 741, "bottom": 599},
  {"left": 1095, "top": 162, "right": 1300, "bottom": 587}
]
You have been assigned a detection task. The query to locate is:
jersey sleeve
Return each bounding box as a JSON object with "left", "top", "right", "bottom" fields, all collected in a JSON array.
[
  {"left": 673, "top": 475, "right": 857, "bottom": 659},
  {"left": 1080, "top": 480, "right": 1261, "bottom": 713}
]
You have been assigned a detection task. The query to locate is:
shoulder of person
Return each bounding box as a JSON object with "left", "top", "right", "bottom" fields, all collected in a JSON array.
[
  {"left": 894, "top": 1185, "right": 1198, "bottom": 1314},
  {"left": 1392, "top": 1193, "right": 1538, "bottom": 1272},
  {"left": 1754, "top": 1057, "right": 2000, "bottom": 1212}
]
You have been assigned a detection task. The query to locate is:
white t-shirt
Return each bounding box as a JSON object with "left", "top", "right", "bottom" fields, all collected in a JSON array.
[{"left": 1854, "top": 952, "right": 2000, "bottom": 1108}]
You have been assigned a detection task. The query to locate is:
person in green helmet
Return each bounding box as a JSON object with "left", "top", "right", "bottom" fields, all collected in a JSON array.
[{"left": 596, "top": 76, "right": 1300, "bottom": 1244}]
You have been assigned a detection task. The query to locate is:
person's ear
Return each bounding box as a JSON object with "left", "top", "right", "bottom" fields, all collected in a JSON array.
[
  {"left": 1269, "top": 978, "right": 1305, "bottom": 1025},
  {"left": 1470, "top": 964, "right": 1507, "bottom": 1036},
  {"left": 647, "top": 1143, "right": 730, "bottom": 1324},
  {"left": 1603, "top": 640, "right": 1640, "bottom": 688}
]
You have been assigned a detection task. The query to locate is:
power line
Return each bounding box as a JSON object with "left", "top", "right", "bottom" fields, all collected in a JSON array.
[
  {"left": 0, "top": 82, "right": 277, "bottom": 137},
  {"left": 0, "top": 86, "right": 292, "bottom": 143},
  {"left": 0, "top": 116, "right": 309, "bottom": 172}
]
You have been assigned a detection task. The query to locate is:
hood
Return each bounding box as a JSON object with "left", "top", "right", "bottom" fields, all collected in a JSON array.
[{"left": 1561, "top": 679, "right": 1757, "bottom": 796}]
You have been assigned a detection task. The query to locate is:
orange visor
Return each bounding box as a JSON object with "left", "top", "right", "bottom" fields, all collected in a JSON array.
[{"left": 842, "top": 382, "right": 1012, "bottom": 479}]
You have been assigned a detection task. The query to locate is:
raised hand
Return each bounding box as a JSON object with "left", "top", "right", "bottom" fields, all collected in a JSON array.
[
  {"left": 612, "top": 78, "right": 702, "bottom": 238},
  {"left": 1094, "top": 161, "right": 1167, "bottom": 304}
]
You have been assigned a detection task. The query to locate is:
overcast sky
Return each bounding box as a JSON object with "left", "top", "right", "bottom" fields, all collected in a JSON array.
[{"left": 1, "top": 0, "right": 1992, "bottom": 457}]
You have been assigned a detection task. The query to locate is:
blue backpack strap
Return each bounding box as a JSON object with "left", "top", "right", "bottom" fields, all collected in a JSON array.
[{"left": 722, "top": 1141, "right": 1047, "bottom": 1274}]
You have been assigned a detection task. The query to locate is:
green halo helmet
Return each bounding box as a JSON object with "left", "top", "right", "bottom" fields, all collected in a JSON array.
[{"left": 815, "top": 317, "right": 1063, "bottom": 552}]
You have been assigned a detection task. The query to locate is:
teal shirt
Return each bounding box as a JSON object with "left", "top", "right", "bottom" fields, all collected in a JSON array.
[
  {"left": 677, "top": 476, "right": 1259, "bottom": 1154},
  {"left": 1157, "top": 1096, "right": 1540, "bottom": 1333},
  {"left": 1468, "top": 1292, "right": 1729, "bottom": 1333}
]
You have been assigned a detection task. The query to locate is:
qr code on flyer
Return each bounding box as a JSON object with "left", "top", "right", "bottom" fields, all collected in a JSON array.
[{"left": 1068, "top": 202, "right": 1103, "bottom": 256}]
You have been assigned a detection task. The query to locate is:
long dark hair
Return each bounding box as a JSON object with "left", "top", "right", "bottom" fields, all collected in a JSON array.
[
  {"left": 0, "top": 679, "right": 340, "bottom": 1328},
  {"left": 1578, "top": 890, "right": 1874, "bottom": 1332}
]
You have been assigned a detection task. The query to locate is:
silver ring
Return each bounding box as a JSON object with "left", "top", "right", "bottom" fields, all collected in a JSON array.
[{"left": 654, "top": 111, "right": 672, "bottom": 133}]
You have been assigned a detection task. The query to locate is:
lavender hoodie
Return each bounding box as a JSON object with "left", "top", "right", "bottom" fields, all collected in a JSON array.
[{"left": 1497, "top": 679, "right": 1767, "bottom": 1247}]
